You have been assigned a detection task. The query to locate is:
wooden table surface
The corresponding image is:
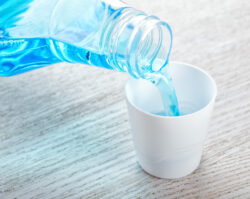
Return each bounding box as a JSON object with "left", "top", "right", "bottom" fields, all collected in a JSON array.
[{"left": 1, "top": 0, "right": 250, "bottom": 198}]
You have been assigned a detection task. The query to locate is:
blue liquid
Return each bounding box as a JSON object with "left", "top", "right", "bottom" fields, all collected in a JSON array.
[
  {"left": 0, "top": 0, "right": 179, "bottom": 116},
  {"left": 157, "top": 75, "right": 179, "bottom": 116},
  {"left": 0, "top": 38, "right": 113, "bottom": 76},
  {"left": 147, "top": 68, "right": 179, "bottom": 116}
]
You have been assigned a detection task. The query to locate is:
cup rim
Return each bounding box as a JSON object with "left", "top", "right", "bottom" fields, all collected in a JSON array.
[{"left": 125, "top": 61, "right": 217, "bottom": 119}]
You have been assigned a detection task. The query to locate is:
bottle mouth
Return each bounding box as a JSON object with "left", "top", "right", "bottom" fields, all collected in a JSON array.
[
  {"left": 101, "top": 8, "right": 172, "bottom": 79},
  {"left": 130, "top": 18, "right": 173, "bottom": 79}
]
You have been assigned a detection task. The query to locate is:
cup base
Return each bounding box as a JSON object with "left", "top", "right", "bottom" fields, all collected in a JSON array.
[{"left": 137, "top": 150, "right": 202, "bottom": 179}]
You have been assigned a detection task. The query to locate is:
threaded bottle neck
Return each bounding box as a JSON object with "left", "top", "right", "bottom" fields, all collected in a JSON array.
[{"left": 101, "top": 7, "right": 172, "bottom": 78}]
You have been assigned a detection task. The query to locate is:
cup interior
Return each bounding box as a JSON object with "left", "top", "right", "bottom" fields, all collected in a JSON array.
[{"left": 126, "top": 62, "right": 217, "bottom": 116}]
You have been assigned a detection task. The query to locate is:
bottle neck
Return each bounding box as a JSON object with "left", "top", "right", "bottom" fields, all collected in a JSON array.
[{"left": 101, "top": 7, "right": 172, "bottom": 79}]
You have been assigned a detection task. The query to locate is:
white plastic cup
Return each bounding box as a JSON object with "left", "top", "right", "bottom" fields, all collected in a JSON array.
[{"left": 125, "top": 62, "right": 217, "bottom": 179}]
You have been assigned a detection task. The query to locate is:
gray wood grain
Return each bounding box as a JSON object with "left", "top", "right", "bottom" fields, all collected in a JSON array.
[{"left": 1, "top": 0, "right": 250, "bottom": 198}]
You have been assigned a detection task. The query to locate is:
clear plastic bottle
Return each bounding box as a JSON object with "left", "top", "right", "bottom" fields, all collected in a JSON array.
[{"left": 0, "top": 0, "right": 172, "bottom": 78}]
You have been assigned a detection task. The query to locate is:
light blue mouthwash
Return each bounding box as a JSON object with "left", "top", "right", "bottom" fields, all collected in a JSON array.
[
  {"left": 148, "top": 69, "right": 180, "bottom": 116},
  {"left": 0, "top": 0, "right": 179, "bottom": 116}
]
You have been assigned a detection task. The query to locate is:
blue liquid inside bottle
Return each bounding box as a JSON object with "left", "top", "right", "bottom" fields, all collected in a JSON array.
[
  {"left": 0, "top": 38, "right": 114, "bottom": 76},
  {"left": 0, "top": 0, "right": 179, "bottom": 116}
]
